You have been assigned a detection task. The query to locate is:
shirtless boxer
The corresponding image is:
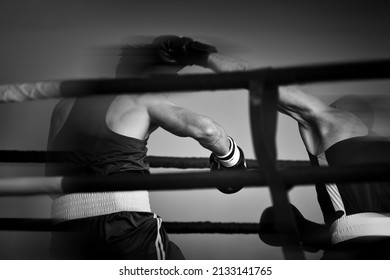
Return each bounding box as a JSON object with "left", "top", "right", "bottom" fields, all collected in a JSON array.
[
  {"left": 46, "top": 36, "right": 246, "bottom": 260},
  {"left": 206, "top": 51, "right": 390, "bottom": 259},
  {"left": 280, "top": 89, "right": 390, "bottom": 259}
]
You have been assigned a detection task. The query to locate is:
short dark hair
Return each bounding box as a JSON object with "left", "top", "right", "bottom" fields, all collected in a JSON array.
[{"left": 330, "top": 95, "right": 375, "bottom": 129}]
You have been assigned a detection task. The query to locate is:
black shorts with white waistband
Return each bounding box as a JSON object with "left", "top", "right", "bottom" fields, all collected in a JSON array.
[{"left": 50, "top": 211, "right": 185, "bottom": 260}]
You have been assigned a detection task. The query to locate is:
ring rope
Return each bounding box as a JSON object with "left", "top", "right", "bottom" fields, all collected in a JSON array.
[
  {"left": 0, "top": 150, "right": 310, "bottom": 168},
  {"left": 0, "top": 165, "right": 389, "bottom": 196},
  {"left": 1, "top": 60, "right": 389, "bottom": 103},
  {"left": 249, "top": 80, "right": 304, "bottom": 259},
  {"left": 0, "top": 218, "right": 259, "bottom": 234}
]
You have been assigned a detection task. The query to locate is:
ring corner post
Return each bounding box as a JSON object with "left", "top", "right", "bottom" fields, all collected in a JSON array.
[{"left": 248, "top": 79, "right": 305, "bottom": 260}]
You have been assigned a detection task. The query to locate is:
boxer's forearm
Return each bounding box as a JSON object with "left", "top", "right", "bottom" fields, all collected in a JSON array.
[
  {"left": 206, "top": 53, "right": 250, "bottom": 73},
  {"left": 147, "top": 99, "right": 230, "bottom": 156},
  {"left": 196, "top": 120, "right": 231, "bottom": 157}
]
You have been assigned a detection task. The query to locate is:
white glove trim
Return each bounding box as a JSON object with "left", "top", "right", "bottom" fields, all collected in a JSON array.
[{"left": 217, "top": 137, "right": 240, "bottom": 168}]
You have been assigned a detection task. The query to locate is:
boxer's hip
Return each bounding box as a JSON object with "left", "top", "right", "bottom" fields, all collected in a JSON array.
[{"left": 50, "top": 211, "right": 184, "bottom": 260}]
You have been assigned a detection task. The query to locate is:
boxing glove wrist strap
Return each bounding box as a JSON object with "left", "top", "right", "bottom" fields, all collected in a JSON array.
[{"left": 217, "top": 137, "right": 240, "bottom": 167}]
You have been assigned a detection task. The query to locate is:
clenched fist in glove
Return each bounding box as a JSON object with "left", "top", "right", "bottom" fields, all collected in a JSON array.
[
  {"left": 209, "top": 137, "right": 247, "bottom": 194},
  {"left": 152, "top": 35, "right": 217, "bottom": 67}
]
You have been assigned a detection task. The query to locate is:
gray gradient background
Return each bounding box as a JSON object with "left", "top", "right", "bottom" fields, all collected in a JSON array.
[{"left": 0, "top": 0, "right": 390, "bottom": 259}]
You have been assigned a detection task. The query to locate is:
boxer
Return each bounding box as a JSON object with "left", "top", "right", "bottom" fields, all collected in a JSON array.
[
  {"left": 205, "top": 48, "right": 390, "bottom": 259},
  {"left": 46, "top": 36, "right": 246, "bottom": 260}
]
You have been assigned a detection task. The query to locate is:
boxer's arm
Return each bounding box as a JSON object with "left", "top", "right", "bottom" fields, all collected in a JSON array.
[
  {"left": 205, "top": 53, "right": 334, "bottom": 153},
  {"left": 206, "top": 53, "right": 251, "bottom": 72},
  {"left": 205, "top": 54, "right": 329, "bottom": 128},
  {"left": 277, "top": 86, "right": 330, "bottom": 129},
  {"left": 143, "top": 96, "right": 230, "bottom": 156}
]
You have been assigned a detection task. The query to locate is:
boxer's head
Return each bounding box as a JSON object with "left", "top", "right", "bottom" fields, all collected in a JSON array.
[
  {"left": 330, "top": 95, "right": 375, "bottom": 130},
  {"left": 115, "top": 44, "right": 183, "bottom": 78}
]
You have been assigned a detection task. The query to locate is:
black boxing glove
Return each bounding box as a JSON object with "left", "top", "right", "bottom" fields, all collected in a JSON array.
[
  {"left": 209, "top": 137, "right": 247, "bottom": 194},
  {"left": 259, "top": 204, "right": 331, "bottom": 252},
  {"left": 152, "top": 35, "right": 217, "bottom": 67}
]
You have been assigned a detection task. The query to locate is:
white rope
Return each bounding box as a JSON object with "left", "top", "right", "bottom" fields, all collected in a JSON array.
[{"left": 0, "top": 82, "right": 61, "bottom": 103}]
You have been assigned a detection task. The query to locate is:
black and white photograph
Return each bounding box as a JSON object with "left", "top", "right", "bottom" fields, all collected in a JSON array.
[{"left": 0, "top": 0, "right": 390, "bottom": 278}]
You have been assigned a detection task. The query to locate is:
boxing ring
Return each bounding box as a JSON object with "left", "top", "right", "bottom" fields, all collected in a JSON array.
[{"left": 1, "top": 59, "right": 390, "bottom": 259}]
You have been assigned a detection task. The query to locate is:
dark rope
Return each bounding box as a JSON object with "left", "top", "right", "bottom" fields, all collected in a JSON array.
[
  {"left": 1, "top": 60, "right": 389, "bottom": 103},
  {"left": 165, "top": 222, "right": 259, "bottom": 234},
  {"left": 0, "top": 165, "right": 389, "bottom": 196},
  {"left": 57, "top": 165, "right": 390, "bottom": 193},
  {"left": 0, "top": 218, "right": 259, "bottom": 234},
  {"left": 0, "top": 150, "right": 310, "bottom": 168},
  {"left": 57, "top": 60, "right": 390, "bottom": 97},
  {"left": 150, "top": 156, "right": 309, "bottom": 169}
]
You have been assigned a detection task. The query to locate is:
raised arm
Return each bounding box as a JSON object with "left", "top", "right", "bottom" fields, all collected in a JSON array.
[
  {"left": 203, "top": 52, "right": 335, "bottom": 154},
  {"left": 277, "top": 86, "right": 330, "bottom": 128},
  {"left": 205, "top": 53, "right": 330, "bottom": 128},
  {"left": 207, "top": 53, "right": 250, "bottom": 72},
  {"left": 151, "top": 36, "right": 350, "bottom": 156}
]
